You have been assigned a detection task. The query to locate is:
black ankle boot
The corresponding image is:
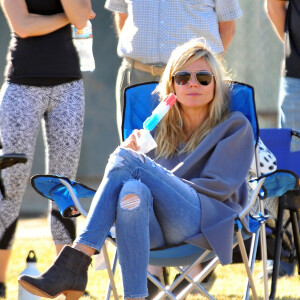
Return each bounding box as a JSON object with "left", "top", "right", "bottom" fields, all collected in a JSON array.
[
  {"left": 18, "top": 246, "right": 92, "bottom": 299},
  {"left": 0, "top": 282, "right": 6, "bottom": 299}
]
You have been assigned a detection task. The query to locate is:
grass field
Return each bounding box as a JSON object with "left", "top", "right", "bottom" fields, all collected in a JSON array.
[{"left": 4, "top": 216, "right": 300, "bottom": 299}]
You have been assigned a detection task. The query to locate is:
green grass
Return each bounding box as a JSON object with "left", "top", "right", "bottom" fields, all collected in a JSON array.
[{"left": 4, "top": 217, "right": 300, "bottom": 299}]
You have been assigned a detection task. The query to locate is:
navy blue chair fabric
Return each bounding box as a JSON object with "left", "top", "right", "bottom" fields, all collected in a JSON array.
[
  {"left": 260, "top": 128, "right": 300, "bottom": 176},
  {"left": 258, "top": 170, "right": 298, "bottom": 199},
  {"left": 122, "top": 82, "right": 159, "bottom": 141}
]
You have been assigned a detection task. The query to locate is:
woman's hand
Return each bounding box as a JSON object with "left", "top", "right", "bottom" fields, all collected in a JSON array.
[
  {"left": 89, "top": 10, "right": 96, "bottom": 20},
  {"left": 60, "top": 0, "right": 94, "bottom": 29},
  {"left": 121, "top": 130, "right": 141, "bottom": 152}
]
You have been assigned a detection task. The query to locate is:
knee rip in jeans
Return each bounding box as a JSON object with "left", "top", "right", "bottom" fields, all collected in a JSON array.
[{"left": 120, "top": 193, "right": 141, "bottom": 210}]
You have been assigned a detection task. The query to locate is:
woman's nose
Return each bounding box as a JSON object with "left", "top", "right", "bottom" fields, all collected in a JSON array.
[{"left": 188, "top": 74, "right": 199, "bottom": 86}]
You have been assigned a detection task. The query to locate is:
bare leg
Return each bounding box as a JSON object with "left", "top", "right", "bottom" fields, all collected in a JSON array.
[
  {"left": 148, "top": 265, "right": 163, "bottom": 279},
  {"left": 72, "top": 243, "right": 96, "bottom": 257},
  {"left": 0, "top": 249, "right": 11, "bottom": 282},
  {"left": 55, "top": 245, "right": 64, "bottom": 255}
]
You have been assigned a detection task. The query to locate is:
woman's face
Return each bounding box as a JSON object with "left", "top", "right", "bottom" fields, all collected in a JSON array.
[{"left": 173, "top": 58, "right": 215, "bottom": 113}]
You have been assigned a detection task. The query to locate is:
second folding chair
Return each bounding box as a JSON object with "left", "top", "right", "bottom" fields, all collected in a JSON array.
[{"left": 260, "top": 128, "right": 300, "bottom": 300}]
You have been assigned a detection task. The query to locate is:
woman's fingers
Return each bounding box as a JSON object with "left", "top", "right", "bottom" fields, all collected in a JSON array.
[
  {"left": 89, "top": 10, "right": 96, "bottom": 19},
  {"left": 121, "top": 130, "right": 140, "bottom": 151}
]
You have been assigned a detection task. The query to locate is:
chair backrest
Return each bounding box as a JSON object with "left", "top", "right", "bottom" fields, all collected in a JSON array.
[
  {"left": 260, "top": 128, "right": 300, "bottom": 177},
  {"left": 122, "top": 81, "right": 259, "bottom": 145}
]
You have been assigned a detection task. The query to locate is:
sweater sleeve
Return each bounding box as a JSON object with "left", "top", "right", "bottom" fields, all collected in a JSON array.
[{"left": 188, "top": 113, "right": 254, "bottom": 201}]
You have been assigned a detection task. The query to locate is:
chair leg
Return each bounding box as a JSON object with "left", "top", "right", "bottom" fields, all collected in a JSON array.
[
  {"left": 243, "top": 231, "right": 260, "bottom": 300},
  {"left": 103, "top": 242, "right": 119, "bottom": 300},
  {"left": 156, "top": 250, "right": 217, "bottom": 300},
  {"left": 186, "top": 257, "right": 219, "bottom": 300},
  {"left": 259, "top": 221, "right": 269, "bottom": 300},
  {"left": 236, "top": 230, "right": 258, "bottom": 300},
  {"left": 270, "top": 202, "right": 284, "bottom": 300},
  {"left": 147, "top": 272, "right": 177, "bottom": 300},
  {"left": 290, "top": 210, "right": 300, "bottom": 275}
]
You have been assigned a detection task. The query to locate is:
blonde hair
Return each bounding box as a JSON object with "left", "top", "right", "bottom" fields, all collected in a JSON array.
[{"left": 154, "top": 39, "right": 231, "bottom": 159}]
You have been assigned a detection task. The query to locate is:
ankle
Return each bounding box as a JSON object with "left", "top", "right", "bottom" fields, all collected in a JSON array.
[
  {"left": 147, "top": 265, "right": 163, "bottom": 278},
  {"left": 72, "top": 243, "right": 95, "bottom": 257}
]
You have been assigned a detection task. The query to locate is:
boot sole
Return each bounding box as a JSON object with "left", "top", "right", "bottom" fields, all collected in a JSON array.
[{"left": 18, "top": 279, "right": 84, "bottom": 299}]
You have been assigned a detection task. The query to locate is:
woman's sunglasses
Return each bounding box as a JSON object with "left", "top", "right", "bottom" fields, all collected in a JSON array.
[{"left": 173, "top": 71, "right": 214, "bottom": 86}]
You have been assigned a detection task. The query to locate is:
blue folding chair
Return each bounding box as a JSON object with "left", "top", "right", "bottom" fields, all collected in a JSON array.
[
  {"left": 122, "top": 81, "right": 298, "bottom": 300},
  {"left": 30, "top": 82, "right": 298, "bottom": 299},
  {"left": 260, "top": 128, "right": 300, "bottom": 300}
]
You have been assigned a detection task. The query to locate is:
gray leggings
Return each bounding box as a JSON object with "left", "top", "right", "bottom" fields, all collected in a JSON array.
[{"left": 0, "top": 80, "right": 85, "bottom": 248}]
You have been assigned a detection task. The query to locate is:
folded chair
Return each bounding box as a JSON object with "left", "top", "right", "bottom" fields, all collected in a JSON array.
[
  {"left": 260, "top": 128, "right": 300, "bottom": 300},
  {"left": 29, "top": 82, "right": 297, "bottom": 300},
  {"left": 0, "top": 151, "right": 27, "bottom": 198}
]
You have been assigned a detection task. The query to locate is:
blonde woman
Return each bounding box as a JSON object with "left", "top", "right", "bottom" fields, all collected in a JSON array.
[{"left": 19, "top": 39, "right": 254, "bottom": 300}]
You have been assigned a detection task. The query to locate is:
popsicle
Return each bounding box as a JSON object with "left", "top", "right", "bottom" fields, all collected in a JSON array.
[
  {"left": 136, "top": 93, "right": 177, "bottom": 153},
  {"left": 143, "top": 93, "right": 177, "bottom": 131}
]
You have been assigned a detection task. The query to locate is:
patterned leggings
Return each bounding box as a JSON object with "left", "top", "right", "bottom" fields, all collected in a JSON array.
[{"left": 0, "top": 80, "right": 85, "bottom": 248}]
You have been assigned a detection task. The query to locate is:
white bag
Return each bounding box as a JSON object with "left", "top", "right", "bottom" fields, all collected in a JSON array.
[{"left": 250, "top": 137, "right": 277, "bottom": 176}]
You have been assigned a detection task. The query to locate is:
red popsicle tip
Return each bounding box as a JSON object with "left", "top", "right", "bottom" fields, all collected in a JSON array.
[{"left": 164, "top": 93, "right": 177, "bottom": 107}]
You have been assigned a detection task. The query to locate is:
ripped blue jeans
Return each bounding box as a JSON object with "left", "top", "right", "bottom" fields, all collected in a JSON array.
[{"left": 75, "top": 147, "right": 201, "bottom": 299}]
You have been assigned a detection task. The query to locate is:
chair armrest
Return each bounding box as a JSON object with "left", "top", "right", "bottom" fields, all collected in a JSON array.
[
  {"left": 292, "top": 130, "right": 300, "bottom": 139},
  {"left": 58, "top": 178, "right": 89, "bottom": 217},
  {"left": 30, "top": 174, "right": 95, "bottom": 217},
  {"left": 239, "top": 177, "right": 266, "bottom": 221},
  {"left": 0, "top": 153, "right": 27, "bottom": 170}
]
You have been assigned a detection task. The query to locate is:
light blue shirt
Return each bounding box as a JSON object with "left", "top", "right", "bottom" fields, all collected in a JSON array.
[{"left": 105, "top": 0, "right": 242, "bottom": 64}]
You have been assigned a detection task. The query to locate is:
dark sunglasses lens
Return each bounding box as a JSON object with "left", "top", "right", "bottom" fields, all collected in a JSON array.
[
  {"left": 196, "top": 73, "right": 213, "bottom": 85},
  {"left": 174, "top": 72, "right": 191, "bottom": 85}
]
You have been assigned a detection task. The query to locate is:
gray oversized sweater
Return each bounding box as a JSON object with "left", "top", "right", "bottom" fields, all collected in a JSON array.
[{"left": 149, "top": 111, "right": 254, "bottom": 265}]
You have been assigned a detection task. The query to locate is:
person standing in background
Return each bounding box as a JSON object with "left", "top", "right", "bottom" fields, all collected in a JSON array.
[
  {"left": 104, "top": 0, "right": 243, "bottom": 140},
  {"left": 0, "top": 0, "right": 95, "bottom": 298},
  {"left": 265, "top": 0, "right": 300, "bottom": 150}
]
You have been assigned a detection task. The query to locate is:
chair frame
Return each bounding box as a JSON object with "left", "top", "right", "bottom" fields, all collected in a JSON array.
[{"left": 0, "top": 153, "right": 27, "bottom": 197}]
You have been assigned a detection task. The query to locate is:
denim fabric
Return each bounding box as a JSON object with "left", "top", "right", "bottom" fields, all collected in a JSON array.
[
  {"left": 278, "top": 76, "right": 300, "bottom": 151},
  {"left": 75, "top": 147, "right": 201, "bottom": 298}
]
